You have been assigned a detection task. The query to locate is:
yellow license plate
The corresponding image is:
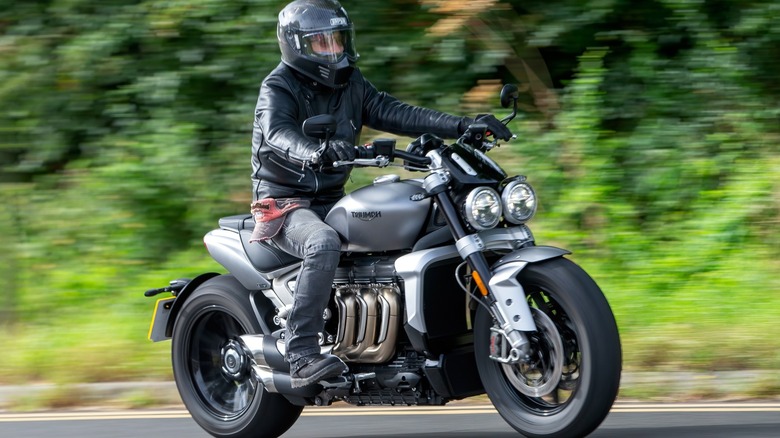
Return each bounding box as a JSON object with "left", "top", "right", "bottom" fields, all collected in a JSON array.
[{"left": 148, "top": 296, "right": 175, "bottom": 342}]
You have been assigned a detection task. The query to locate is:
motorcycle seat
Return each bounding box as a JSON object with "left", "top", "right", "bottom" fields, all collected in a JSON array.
[
  {"left": 218, "top": 214, "right": 302, "bottom": 272},
  {"left": 218, "top": 214, "right": 256, "bottom": 232}
]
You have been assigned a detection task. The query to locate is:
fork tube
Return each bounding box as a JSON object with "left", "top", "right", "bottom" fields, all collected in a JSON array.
[
  {"left": 434, "top": 192, "right": 467, "bottom": 239},
  {"left": 434, "top": 192, "right": 495, "bottom": 301}
]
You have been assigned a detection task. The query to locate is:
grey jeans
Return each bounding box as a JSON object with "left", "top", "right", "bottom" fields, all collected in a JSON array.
[{"left": 271, "top": 206, "right": 341, "bottom": 364}]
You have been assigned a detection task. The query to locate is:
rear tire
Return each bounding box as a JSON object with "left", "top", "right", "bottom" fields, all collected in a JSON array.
[
  {"left": 475, "top": 258, "right": 621, "bottom": 438},
  {"left": 172, "top": 275, "right": 302, "bottom": 438}
]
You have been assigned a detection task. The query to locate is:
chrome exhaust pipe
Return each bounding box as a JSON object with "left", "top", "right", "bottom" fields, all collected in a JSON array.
[
  {"left": 238, "top": 334, "right": 319, "bottom": 397},
  {"left": 239, "top": 334, "right": 289, "bottom": 371}
]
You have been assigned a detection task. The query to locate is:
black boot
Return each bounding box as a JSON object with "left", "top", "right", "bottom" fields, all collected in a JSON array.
[{"left": 290, "top": 354, "right": 348, "bottom": 388}]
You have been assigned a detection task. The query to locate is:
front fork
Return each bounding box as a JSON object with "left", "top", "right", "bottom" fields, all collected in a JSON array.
[
  {"left": 433, "top": 191, "right": 536, "bottom": 363},
  {"left": 469, "top": 250, "right": 538, "bottom": 363}
]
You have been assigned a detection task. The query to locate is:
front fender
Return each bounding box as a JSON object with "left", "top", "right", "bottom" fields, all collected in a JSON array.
[
  {"left": 488, "top": 246, "right": 571, "bottom": 332},
  {"left": 493, "top": 245, "right": 571, "bottom": 269}
]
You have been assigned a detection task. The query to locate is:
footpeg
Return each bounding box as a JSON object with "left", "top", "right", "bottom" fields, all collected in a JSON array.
[
  {"left": 318, "top": 372, "right": 375, "bottom": 390},
  {"left": 318, "top": 375, "right": 352, "bottom": 389}
]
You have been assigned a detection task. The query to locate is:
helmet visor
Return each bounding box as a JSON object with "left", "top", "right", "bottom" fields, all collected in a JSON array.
[{"left": 299, "top": 28, "right": 356, "bottom": 63}]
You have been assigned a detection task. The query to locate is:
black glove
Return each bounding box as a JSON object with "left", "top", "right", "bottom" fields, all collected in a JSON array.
[
  {"left": 323, "top": 139, "right": 356, "bottom": 163},
  {"left": 476, "top": 114, "right": 513, "bottom": 141},
  {"left": 459, "top": 114, "right": 513, "bottom": 141},
  {"left": 406, "top": 133, "right": 443, "bottom": 156}
]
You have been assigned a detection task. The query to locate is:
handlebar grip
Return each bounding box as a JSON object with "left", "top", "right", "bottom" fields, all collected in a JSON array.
[
  {"left": 354, "top": 145, "right": 372, "bottom": 159},
  {"left": 395, "top": 150, "right": 431, "bottom": 166}
]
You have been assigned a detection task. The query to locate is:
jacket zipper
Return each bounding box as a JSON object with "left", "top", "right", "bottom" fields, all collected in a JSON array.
[
  {"left": 350, "top": 119, "right": 357, "bottom": 144},
  {"left": 302, "top": 90, "right": 321, "bottom": 193},
  {"left": 268, "top": 154, "right": 304, "bottom": 179}
]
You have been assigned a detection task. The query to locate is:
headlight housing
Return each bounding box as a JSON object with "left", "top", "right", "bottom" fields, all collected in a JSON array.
[
  {"left": 464, "top": 187, "right": 502, "bottom": 230},
  {"left": 501, "top": 179, "right": 537, "bottom": 224}
]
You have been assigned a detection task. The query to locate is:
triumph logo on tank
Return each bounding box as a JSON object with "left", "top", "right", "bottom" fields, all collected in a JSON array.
[{"left": 351, "top": 211, "right": 382, "bottom": 221}]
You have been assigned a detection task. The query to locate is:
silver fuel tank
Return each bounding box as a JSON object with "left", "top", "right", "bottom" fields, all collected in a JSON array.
[{"left": 325, "top": 176, "right": 431, "bottom": 252}]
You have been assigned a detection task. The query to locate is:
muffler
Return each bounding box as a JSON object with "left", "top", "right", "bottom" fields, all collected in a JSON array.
[{"left": 238, "top": 334, "right": 319, "bottom": 397}]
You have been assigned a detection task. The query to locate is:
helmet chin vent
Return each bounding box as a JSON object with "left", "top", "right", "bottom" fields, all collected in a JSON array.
[{"left": 318, "top": 66, "right": 330, "bottom": 79}]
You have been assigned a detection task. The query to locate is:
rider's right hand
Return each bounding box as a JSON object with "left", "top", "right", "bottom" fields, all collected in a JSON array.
[{"left": 323, "top": 139, "right": 356, "bottom": 163}]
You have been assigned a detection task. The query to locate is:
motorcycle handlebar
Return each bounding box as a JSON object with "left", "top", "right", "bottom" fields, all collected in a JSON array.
[
  {"left": 355, "top": 145, "right": 432, "bottom": 166},
  {"left": 316, "top": 144, "right": 432, "bottom": 168},
  {"left": 394, "top": 149, "right": 431, "bottom": 166}
]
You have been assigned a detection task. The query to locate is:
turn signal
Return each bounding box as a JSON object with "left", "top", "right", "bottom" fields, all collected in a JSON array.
[{"left": 472, "top": 271, "right": 489, "bottom": 296}]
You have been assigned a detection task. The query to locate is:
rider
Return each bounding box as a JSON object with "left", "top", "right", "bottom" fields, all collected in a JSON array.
[{"left": 251, "top": 0, "right": 512, "bottom": 388}]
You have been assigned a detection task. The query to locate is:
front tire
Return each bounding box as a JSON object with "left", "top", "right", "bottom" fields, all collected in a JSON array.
[
  {"left": 172, "top": 275, "right": 302, "bottom": 438},
  {"left": 475, "top": 258, "right": 621, "bottom": 438}
]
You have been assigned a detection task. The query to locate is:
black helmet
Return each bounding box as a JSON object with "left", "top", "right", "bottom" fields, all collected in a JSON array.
[{"left": 277, "top": 0, "right": 358, "bottom": 88}]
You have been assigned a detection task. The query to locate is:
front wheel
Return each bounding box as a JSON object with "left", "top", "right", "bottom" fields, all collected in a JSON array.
[
  {"left": 172, "top": 275, "right": 303, "bottom": 438},
  {"left": 475, "top": 257, "right": 621, "bottom": 438}
]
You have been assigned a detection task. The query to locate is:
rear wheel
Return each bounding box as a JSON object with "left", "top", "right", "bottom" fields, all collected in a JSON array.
[
  {"left": 475, "top": 258, "right": 621, "bottom": 438},
  {"left": 172, "top": 275, "right": 302, "bottom": 438}
]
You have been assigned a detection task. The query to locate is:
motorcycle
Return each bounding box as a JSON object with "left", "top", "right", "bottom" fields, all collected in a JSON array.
[{"left": 145, "top": 84, "right": 621, "bottom": 438}]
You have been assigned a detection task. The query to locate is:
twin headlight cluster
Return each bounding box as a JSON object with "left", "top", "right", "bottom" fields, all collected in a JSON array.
[{"left": 463, "top": 179, "right": 537, "bottom": 230}]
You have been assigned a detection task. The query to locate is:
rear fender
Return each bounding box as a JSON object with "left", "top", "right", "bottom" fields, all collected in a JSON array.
[
  {"left": 162, "top": 272, "right": 221, "bottom": 340},
  {"left": 165, "top": 273, "right": 279, "bottom": 340}
]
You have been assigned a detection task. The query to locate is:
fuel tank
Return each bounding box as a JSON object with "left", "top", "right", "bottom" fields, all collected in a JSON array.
[{"left": 325, "top": 176, "right": 431, "bottom": 252}]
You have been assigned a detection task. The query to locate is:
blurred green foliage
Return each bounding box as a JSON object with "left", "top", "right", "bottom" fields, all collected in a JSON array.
[{"left": 1, "top": 0, "right": 778, "bottom": 385}]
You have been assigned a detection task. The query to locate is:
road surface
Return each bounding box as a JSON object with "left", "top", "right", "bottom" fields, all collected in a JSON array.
[{"left": 1, "top": 402, "right": 778, "bottom": 437}]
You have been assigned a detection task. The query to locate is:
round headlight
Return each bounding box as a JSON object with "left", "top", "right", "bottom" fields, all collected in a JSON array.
[
  {"left": 502, "top": 180, "right": 537, "bottom": 224},
  {"left": 464, "top": 187, "right": 502, "bottom": 230}
]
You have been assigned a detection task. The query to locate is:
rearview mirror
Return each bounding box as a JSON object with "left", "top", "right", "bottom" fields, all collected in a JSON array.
[
  {"left": 302, "top": 114, "right": 338, "bottom": 140},
  {"left": 500, "top": 84, "right": 519, "bottom": 109}
]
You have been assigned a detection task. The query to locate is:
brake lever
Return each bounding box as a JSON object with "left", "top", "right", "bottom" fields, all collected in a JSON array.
[
  {"left": 333, "top": 156, "right": 391, "bottom": 168},
  {"left": 482, "top": 134, "right": 517, "bottom": 151}
]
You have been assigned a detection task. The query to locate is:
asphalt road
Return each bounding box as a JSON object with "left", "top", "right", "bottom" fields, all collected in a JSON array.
[{"left": 1, "top": 403, "right": 778, "bottom": 438}]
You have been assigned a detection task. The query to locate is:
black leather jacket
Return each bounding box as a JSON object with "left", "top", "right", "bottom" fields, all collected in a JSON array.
[{"left": 251, "top": 63, "right": 466, "bottom": 201}]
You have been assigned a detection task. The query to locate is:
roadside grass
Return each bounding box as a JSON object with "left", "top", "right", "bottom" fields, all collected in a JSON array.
[
  {"left": 1, "top": 384, "right": 181, "bottom": 412},
  {"left": 11, "top": 385, "right": 94, "bottom": 411},
  {"left": 617, "top": 381, "right": 677, "bottom": 401},
  {"left": 744, "top": 375, "right": 780, "bottom": 399},
  {"left": 0, "top": 249, "right": 223, "bottom": 385}
]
